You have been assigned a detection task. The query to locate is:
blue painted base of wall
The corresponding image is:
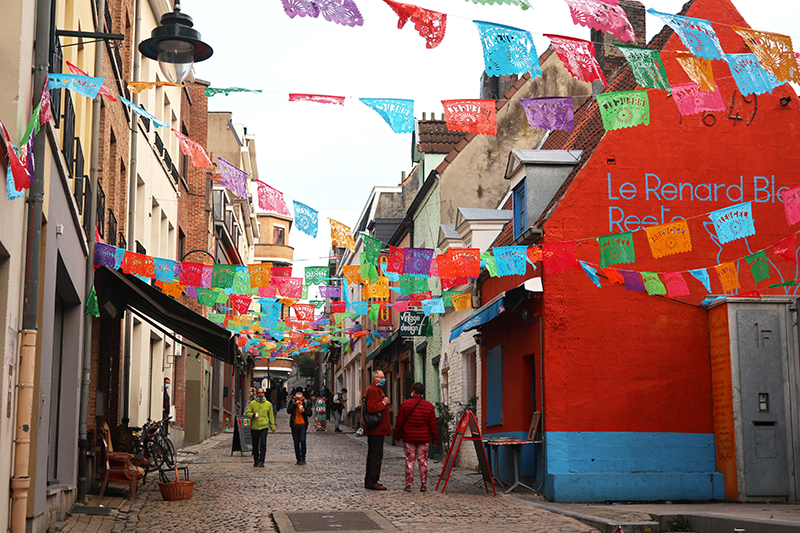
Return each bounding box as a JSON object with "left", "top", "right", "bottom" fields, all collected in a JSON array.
[
  {"left": 545, "top": 472, "right": 724, "bottom": 502},
  {"left": 544, "top": 431, "right": 724, "bottom": 502}
]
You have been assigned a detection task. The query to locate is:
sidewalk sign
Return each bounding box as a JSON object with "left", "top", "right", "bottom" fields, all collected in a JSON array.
[
  {"left": 314, "top": 397, "right": 326, "bottom": 431},
  {"left": 231, "top": 416, "right": 253, "bottom": 456},
  {"left": 435, "top": 410, "right": 495, "bottom": 495}
]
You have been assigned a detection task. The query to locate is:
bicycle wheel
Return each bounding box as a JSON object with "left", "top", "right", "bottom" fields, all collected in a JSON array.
[
  {"left": 160, "top": 437, "right": 176, "bottom": 467},
  {"left": 146, "top": 440, "right": 165, "bottom": 470}
]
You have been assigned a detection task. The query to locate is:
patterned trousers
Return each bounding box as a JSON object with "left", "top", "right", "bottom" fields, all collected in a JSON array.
[{"left": 403, "top": 442, "right": 430, "bottom": 486}]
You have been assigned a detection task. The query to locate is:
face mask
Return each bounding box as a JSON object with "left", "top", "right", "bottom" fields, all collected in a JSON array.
[
  {"left": 164, "top": 384, "right": 170, "bottom": 389},
  {"left": 257, "top": 396, "right": 265, "bottom": 402},
  {"left": 296, "top": 393, "right": 303, "bottom": 398},
  {"left": 378, "top": 378, "right": 386, "bottom": 387}
]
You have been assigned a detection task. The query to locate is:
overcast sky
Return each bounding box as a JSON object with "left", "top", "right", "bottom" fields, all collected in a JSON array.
[{"left": 184, "top": 0, "right": 800, "bottom": 271}]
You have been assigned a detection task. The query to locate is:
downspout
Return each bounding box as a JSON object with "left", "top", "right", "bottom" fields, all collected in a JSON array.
[
  {"left": 77, "top": 0, "right": 105, "bottom": 501},
  {"left": 538, "top": 309, "right": 545, "bottom": 491},
  {"left": 11, "top": 0, "right": 51, "bottom": 529},
  {"left": 123, "top": 0, "right": 142, "bottom": 424}
]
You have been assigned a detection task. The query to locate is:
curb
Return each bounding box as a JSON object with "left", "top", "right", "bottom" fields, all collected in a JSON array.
[{"left": 504, "top": 495, "right": 659, "bottom": 533}]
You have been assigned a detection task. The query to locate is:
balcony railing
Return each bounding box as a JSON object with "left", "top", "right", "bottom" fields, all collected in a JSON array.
[
  {"left": 50, "top": 37, "right": 62, "bottom": 129},
  {"left": 96, "top": 182, "right": 105, "bottom": 239},
  {"left": 118, "top": 233, "right": 126, "bottom": 250},
  {"left": 107, "top": 209, "right": 117, "bottom": 246},
  {"left": 62, "top": 90, "right": 75, "bottom": 175},
  {"left": 163, "top": 149, "right": 172, "bottom": 173},
  {"left": 135, "top": 240, "right": 146, "bottom": 255},
  {"left": 73, "top": 137, "right": 84, "bottom": 211},
  {"left": 171, "top": 162, "right": 180, "bottom": 185},
  {"left": 155, "top": 131, "right": 163, "bottom": 156}
]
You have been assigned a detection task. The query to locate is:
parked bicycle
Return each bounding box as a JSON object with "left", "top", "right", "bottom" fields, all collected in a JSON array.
[{"left": 130, "top": 416, "right": 175, "bottom": 470}]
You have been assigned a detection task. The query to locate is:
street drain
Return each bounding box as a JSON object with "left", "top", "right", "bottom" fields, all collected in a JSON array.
[{"left": 273, "top": 511, "right": 397, "bottom": 532}]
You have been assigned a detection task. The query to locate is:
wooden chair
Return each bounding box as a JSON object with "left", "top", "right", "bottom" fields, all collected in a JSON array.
[{"left": 98, "top": 423, "right": 147, "bottom": 501}]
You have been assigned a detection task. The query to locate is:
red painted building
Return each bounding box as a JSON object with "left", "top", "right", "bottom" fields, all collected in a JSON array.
[{"left": 459, "top": 0, "right": 800, "bottom": 502}]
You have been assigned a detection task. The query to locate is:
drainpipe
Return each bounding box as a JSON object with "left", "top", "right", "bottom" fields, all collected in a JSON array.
[
  {"left": 11, "top": 0, "right": 52, "bottom": 529},
  {"left": 538, "top": 310, "right": 545, "bottom": 490},
  {"left": 77, "top": 0, "right": 105, "bottom": 501},
  {"left": 123, "top": 0, "right": 142, "bottom": 425}
]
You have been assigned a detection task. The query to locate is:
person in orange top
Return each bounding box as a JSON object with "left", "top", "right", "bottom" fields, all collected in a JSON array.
[
  {"left": 287, "top": 386, "right": 313, "bottom": 465},
  {"left": 364, "top": 370, "right": 392, "bottom": 490}
]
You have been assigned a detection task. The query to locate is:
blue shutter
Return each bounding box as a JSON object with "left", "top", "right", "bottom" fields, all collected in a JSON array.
[
  {"left": 485, "top": 344, "right": 503, "bottom": 426},
  {"left": 513, "top": 179, "right": 526, "bottom": 240}
]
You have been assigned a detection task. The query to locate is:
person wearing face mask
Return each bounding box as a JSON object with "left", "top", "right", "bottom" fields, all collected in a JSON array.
[
  {"left": 364, "top": 370, "right": 392, "bottom": 490},
  {"left": 394, "top": 382, "right": 438, "bottom": 492},
  {"left": 287, "top": 386, "right": 313, "bottom": 465},
  {"left": 163, "top": 377, "right": 171, "bottom": 428},
  {"left": 244, "top": 388, "right": 276, "bottom": 467}
]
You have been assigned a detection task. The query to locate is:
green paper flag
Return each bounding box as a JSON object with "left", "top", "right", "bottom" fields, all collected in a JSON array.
[
  {"left": 302, "top": 285, "right": 309, "bottom": 300},
  {"left": 362, "top": 234, "right": 382, "bottom": 265},
  {"left": 310, "top": 300, "right": 325, "bottom": 309},
  {"left": 598, "top": 231, "right": 635, "bottom": 268},
  {"left": 233, "top": 270, "right": 256, "bottom": 295},
  {"left": 86, "top": 284, "right": 100, "bottom": 317},
  {"left": 768, "top": 281, "right": 798, "bottom": 288},
  {"left": 360, "top": 254, "right": 379, "bottom": 283},
  {"left": 196, "top": 288, "right": 218, "bottom": 307},
  {"left": 745, "top": 250, "right": 770, "bottom": 283},
  {"left": 465, "top": 0, "right": 531, "bottom": 10},
  {"left": 597, "top": 90, "right": 650, "bottom": 131},
  {"left": 212, "top": 264, "right": 236, "bottom": 288},
  {"left": 215, "top": 290, "right": 229, "bottom": 304},
  {"left": 207, "top": 313, "right": 225, "bottom": 323},
  {"left": 368, "top": 304, "right": 380, "bottom": 323},
  {"left": 400, "top": 275, "right": 429, "bottom": 295},
  {"left": 442, "top": 290, "right": 464, "bottom": 307},
  {"left": 481, "top": 251, "right": 498, "bottom": 277},
  {"left": 617, "top": 46, "right": 670, "bottom": 92},
  {"left": 205, "top": 87, "right": 263, "bottom": 97},
  {"left": 641, "top": 272, "right": 666, "bottom": 295},
  {"left": 304, "top": 266, "right": 328, "bottom": 286}
]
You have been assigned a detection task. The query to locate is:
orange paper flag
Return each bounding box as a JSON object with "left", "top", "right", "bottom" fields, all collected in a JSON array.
[
  {"left": 342, "top": 265, "right": 362, "bottom": 285},
  {"left": 674, "top": 52, "right": 716, "bottom": 92},
  {"left": 645, "top": 220, "right": 692, "bottom": 258},
  {"left": 732, "top": 27, "right": 800, "bottom": 84},
  {"left": 330, "top": 219, "right": 355, "bottom": 252},
  {"left": 603, "top": 266, "right": 625, "bottom": 284},
  {"left": 248, "top": 263, "right": 272, "bottom": 288},
  {"left": 452, "top": 292, "right": 472, "bottom": 311},
  {"left": 715, "top": 262, "right": 740, "bottom": 292}
]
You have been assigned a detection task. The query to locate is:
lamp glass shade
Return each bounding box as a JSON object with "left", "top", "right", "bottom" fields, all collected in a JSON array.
[{"left": 157, "top": 40, "right": 195, "bottom": 83}]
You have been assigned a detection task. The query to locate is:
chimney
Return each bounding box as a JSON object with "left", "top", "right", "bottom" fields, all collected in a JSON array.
[
  {"left": 480, "top": 72, "right": 519, "bottom": 100},
  {"left": 592, "top": 0, "right": 646, "bottom": 84}
]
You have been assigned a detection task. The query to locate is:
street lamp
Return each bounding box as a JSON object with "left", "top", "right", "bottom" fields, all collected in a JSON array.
[{"left": 138, "top": 0, "right": 212, "bottom": 84}]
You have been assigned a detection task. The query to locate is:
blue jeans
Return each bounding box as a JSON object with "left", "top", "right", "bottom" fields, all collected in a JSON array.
[{"left": 291, "top": 424, "right": 307, "bottom": 462}]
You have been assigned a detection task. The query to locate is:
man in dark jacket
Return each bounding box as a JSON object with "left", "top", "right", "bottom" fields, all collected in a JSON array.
[
  {"left": 394, "top": 382, "right": 439, "bottom": 492},
  {"left": 287, "top": 386, "right": 313, "bottom": 465},
  {"left": 364, "top": 370, "right": 392, "bottom": 490}
]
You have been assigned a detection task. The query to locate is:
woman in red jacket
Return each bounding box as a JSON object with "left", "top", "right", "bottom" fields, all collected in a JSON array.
[{"left": 394, "top": 382, "right": 439, "bottom": 492}]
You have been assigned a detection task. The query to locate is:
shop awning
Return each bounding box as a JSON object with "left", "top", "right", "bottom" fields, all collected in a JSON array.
[
  {"left": 365, "top": 330, "right": 399, "bottom": 364},
  {"left": 449, "top": 277, "right": 542, "bottom": 342},
  {"left": 94, "top": 266, "right": 236, "bottom": 364}
]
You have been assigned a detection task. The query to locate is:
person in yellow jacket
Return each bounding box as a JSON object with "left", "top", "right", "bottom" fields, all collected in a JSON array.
[{"left": 245, "top": 388, "right": 275, "bottom": 467}]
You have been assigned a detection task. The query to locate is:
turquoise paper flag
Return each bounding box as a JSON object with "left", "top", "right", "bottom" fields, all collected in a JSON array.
[
  {"left": 421, "top": 298, "right": 445, "bottom": 316},
  {"left": 725, "top": 53, "right": 782, "bottom": 96},
  {"left": 473, "top": 21, "right": 541, "bottom": 77},
  {"left": 494, "top": 246, "right": 527, "bottom": 277},
  {"left": 709, "top": 202, "right": 755, "bottom": 244},
  {"left": 352, "top": 301, "right": 368, "bottom": 315},
  {"left": 119, "top": 96, "right": 170, "bottom": 128},
  {"left": 689, "top": 268, "right": 712, "bottom": 292},
  {"left": 359, "top": 99, "right": 414, "bottom": 133},
  {"left": 154, "top": 258, "right": 176, "bottom": 283},
  {"left": 293, "top": 200, "right": 318, "bottom": 238},
  {"left": 48, "top": 73, "right": 104, "bottom": 99},
  {"left": 646, "top": 10, "right": 725, "bottom": 61},
  {"left": 579, "top": 261, "right": 602, "bottom": 287}
]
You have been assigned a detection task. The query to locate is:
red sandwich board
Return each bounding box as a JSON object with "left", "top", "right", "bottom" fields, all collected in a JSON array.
[{"left": 435, "top": 410, "right": 496, "bottom": 495}]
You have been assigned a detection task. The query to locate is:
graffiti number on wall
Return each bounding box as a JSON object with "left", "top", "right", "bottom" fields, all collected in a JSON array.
[{"left": 729, "top": 91, "right": 757, "bottom": 126}]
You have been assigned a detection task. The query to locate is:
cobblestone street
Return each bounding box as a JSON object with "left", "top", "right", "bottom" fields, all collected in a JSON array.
[{"left": 68, "top": 413, "right": 598, "bottom": 533}]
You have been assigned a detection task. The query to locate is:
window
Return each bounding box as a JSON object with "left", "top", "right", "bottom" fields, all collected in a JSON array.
[
  {"left": 485, "top": 344, "right": 503, "bottom": 426},
  {"left": 512, "top": 178, "right": 526, "bottom": 240},
  {"left": 273, "top": 226, "right": 285, "bottom": 245}
]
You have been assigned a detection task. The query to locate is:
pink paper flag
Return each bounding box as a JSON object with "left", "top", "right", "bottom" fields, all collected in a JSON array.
[
  {"left": 543, "top": 241, "right": 578, "bottom": 274},
  {"left": 289, "top": 93, "right": 346, "bottom": 105},
  {"left": 273, "top": 276, "right": 303, "bottom": 298},
  {"left": 671, "top": 83, "right": 726, "bottom": 116},
  {"left": 180, "top": 261, "right": 205, "bottom": 287},
  {"left": 258, "top": 286, "right": 278, "bottom": 298},
  {"left": 782, "top": 185, "right": 800, "bottom": 226},
  {"left": 173, "top": 129, "right": 213, "bottom": 169},
  {"left": 664, "top": 272, "right": 690, "bottom": 297},
  {"left": 563, "top": 0, "right": 636, "bottom": 43},
  {"left": 774, "top": 234, "right": 798, "bottom": 264},
  {"left": 545, "top": 35, "right": 607, "bottom": 86},
  {"left": 392, "top": 301, "right": 410, "bottom": 313},
  {"left": 66, "top": 61, "right": 117, "bottom": 101},
  {"left": 256, "top": 181, "right": 292, "bottom": 216}
]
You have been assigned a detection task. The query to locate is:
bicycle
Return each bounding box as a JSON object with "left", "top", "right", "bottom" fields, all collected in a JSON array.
[{"left": 130, "top": 417, "right": 173, "bottom": 470}]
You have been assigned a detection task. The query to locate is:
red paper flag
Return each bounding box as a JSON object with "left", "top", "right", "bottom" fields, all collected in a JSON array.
[
  {"left": 331, "top": 301, "right": 347, "bottom": 313},
  {"left": 382, "top": 0, "right": 447, "bottom": 49},
  {"left": 173, "top": 129, "right": 213, "bottom": 169},
  {"left": 272, "top": 266, "right": 293, "bottom": 277},
  {"left": 294, "top": 303, "right": 316, "bottom": 321},
  {"left": 543, "top": 241, "right": 578, "bottom": 274},
  {"left": 388, "top": 246, "right": 404, "bottom": 274},
  {"left": 441, "top": 99, "right": 497, "bottom": 135},
  {"left": 774, "top": 234, "right": 798, "bottom": 264},
  {"left": 451, "top": 248, "right": 480, "bottom": 278},
  {"left": 180, "top": 261, "right": 205, "bottom": 287},
  {"left": 229, "top": 295, "right": 253, "bottom": 315},
  {"left": 544, "top": 34, "right": 607, "bottom": 86},
  {"left": 0, "top": 119, "right": 30, "bottom": 191}
]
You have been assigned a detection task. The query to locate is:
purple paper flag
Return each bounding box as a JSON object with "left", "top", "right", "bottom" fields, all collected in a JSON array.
[
  {"left": 95, "top": 243, "right": 117, "bottom": 268},
  {"left": 520, "top": 97, "right": 574, "bottom": 131},
  {"left": 404, "top": 248, "right": 433, "bottom": 277},
  {"left": 319, "top": 285, "right": 342, "bottom": 298},
  {"left": 620, "top": 270, "right": 646, "bottom": 292},
  {"left": 217, "top": 157, "right": 248, "bottom": 199}
]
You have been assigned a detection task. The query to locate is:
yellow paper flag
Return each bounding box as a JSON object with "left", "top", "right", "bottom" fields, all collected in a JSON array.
[
  {"left": 715, "top": 262, "right": 740, "bottom": 292},
  {"left": 162, "top": 280, "right": 184, "bottom": 298},
  {"left": 248, "top": 262, "right": 272, "bottom": 288},
  {"left": 452, "top": 292, "right": 473, "bottom": 311},
  {"left": 330, "top": 218, "right": 355, "bottom": 252},
  {"left": 645, "top": 220, "right": 692, "bottom": 258},
  {"left": 342, "top": 265, "right": 362, "bottom": 285},
  {"left": 674, "top": 52, "right": 716, "bottom": 91}
]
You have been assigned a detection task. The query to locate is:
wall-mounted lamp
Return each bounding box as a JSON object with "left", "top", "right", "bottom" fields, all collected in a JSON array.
[
  {"left": 139, "top": 0, "right": 213, "bottom": 84},
  {"left": 780, "top": 96, "right": 792, "bottom": 107},
  {"left": 473, "top": 333, "right": 483, "bottom": 345}
]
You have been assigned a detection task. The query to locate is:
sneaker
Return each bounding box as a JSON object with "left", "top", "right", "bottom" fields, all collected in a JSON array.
[
  {"left": 403, "top": 485, "right": 411, "bottom": 492},
  {"left": 335, "top": 428, "right": 343, "bottom": 433},
  {"left": 420, "top": 484, "right": 427, "bottom": 492}
]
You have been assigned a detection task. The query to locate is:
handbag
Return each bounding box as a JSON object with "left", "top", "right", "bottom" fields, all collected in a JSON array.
[
  {"left": 397, "top": 398, "right": 422, "bottom": 441},
  {"left": 362, "top": 397, "right": 383, "bottom": 429}
]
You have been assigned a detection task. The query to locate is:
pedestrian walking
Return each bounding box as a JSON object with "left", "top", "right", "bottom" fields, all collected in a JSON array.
[
  {"left": 321, "top": 386, "right": 333, "bottom": 421},
  {"left": 394, "top": 382, "right": 439, "bottom": 492},
  {"left": 244, "top": 388, "right": 275, "bottom": 467},
  {"left": 332, "top": 388, "right": 347, "bottom": 432},
  {"left": 287, "top": 386, "right": 313, "bottom": 465},
  {"left": 364, "top": 370, "right": 392, "bottom": 490}
]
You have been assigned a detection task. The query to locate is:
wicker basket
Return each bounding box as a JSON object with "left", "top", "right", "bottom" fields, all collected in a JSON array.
[{"left": 157, "top": 479, "right": 195, "bottom": 501}]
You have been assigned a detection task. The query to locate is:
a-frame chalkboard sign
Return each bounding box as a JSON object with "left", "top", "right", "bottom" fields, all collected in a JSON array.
[
  {"left": 231, "top": 416, "right": 253, "bottom": 456},
  {"left": 435, "top": 410, "right": 495, "bottom": 495}
]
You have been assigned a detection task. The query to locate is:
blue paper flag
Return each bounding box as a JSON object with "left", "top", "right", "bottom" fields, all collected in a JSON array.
[
  {"left": 646, "top": 10, "right": 725, "bottom": 61},
  {"left": 494, "top": 246, "right": 527, "bottom": 277},
  {"left": 422, "top": 298, "right": 445, "bottom": 316},
  {"left": 261, "top": 301, "right": 282, "bottom": 327},
  {"left": 725, "top": 54, "right": 782, "bottom": 96},
  {"left": 47, "top": 73, "right": 105, "bottom": 99},
  {"left": 119, "top": 96, "right": 170, "bottom": 128},
  {"left": 359, "top": 99, "right": 414, "bottom": 133},
  {"left": 342, "top": 279, "right": 352, "bottom": 312},
  {"left": 474, "top": 21, "right": 541, "bottom": 77},
  {"left": 267, "top": 329, "right": 285, "bottom": 341},
  {"left": 293, "top": 200, "right": 318, "bottom": 238},
  {"left": 709, "top": 201, "right": 755, "bottom": 244},
  {"left": 114, "top": 247, "right": 126, "bottom": 269},
  {"left": 6, "top": 159, "right": 23, "bottom": 200},
  {"left": 701, "top": 296, "right": 725, "bottom": 306},
  {"left": 579, "top": 261, "right": 602, "bottom": 288},
  {"left": 154, "top": 258, "right": 176, "bottom": 283},
  {"left": 352, "top": 301, "right": 368, "bottom": 315},
  {"left": 689, "top": 268, "right": 712, "bottom": 293}
]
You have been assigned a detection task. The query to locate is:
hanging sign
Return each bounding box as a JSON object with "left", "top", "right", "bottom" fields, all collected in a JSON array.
[{"left": 399, "top": 311, "right": 428, "bottom": 337}]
